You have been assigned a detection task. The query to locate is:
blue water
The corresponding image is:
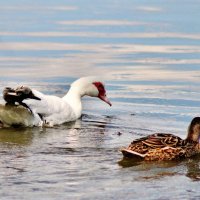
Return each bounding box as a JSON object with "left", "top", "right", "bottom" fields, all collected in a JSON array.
[{"left": 1, "top": 0, "right": 200, "bottom": 199}]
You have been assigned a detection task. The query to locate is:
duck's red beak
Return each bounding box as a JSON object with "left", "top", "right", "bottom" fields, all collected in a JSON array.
[{"left": 99, "top": 95, "right": 112, "bottom": 106}]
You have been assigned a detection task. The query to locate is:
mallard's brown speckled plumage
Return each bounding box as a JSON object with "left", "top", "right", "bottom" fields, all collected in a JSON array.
[{"left": 121, "top": 117, "right": 200, "bottom": 161}]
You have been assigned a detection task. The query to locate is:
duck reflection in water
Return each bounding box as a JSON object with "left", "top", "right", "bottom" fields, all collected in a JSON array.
[
  {"left": 119, "top": 154, "right": 200, "bottom": 182},
  {"left": 186, "top": 156, "right": 200, "bottom": 181}
]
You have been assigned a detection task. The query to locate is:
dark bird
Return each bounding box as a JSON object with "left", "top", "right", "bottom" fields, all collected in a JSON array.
[
  {"left": 121, "top": 117, "right": 200, "bottom": 161},
  {"left": 3, "top": 87, "right": 16, "bottom": 104},
  {"left": 3, "top": 86, "right": 41, "bottom": 112}
]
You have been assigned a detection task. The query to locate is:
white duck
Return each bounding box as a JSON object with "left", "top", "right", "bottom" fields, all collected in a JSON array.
[{"left": 0, "top": 76, "right": 112, "bottom": 127}]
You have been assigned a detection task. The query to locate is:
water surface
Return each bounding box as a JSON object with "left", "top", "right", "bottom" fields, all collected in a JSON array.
[{"left": 1, "top": 0, "right": 200, "bottom": 199}]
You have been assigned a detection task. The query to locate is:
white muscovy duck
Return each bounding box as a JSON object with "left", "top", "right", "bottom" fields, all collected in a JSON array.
[{"left": 0, "top": 76, "right": 112, "bottom": 127}]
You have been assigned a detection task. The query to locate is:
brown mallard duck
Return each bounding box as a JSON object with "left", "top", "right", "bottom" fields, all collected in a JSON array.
[{"left": 121, "top": 117, "right": 200, "bottom": 161}]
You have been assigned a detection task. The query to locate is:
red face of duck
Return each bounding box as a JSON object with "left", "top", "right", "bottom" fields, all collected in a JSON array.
[{"left": 93, "top": 82, "right": 112, "bottom": 106}]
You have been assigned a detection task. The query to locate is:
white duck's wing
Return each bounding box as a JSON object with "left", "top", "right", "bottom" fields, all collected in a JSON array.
[
  {"left": 0, "top": 104, "right": 42, "bottom": 127},
  {"left": 24, "top": 90, "right": 77, "bottom": 125},
  {"left": 23, "top": 90, "right": 61, "bottom": 116}
]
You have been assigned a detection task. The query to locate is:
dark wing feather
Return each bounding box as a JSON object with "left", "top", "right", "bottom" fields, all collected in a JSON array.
[
  {"left": 142, "top": 133, "right": 184, "bottom": 148},
  {"left": 127, "top": 133, "right": 184, "bottom": 155}
]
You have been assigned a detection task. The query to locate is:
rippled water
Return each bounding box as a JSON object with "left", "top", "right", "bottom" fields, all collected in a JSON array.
[{"left": 1, "top": 0, "right": 200, "bottom": 199}]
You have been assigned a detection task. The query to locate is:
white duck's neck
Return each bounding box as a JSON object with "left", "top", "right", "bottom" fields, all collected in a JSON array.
[
  {"left": 62, "top": 86, "right": 85, "bottom": 119},
  {"left": 62, "top": 77, "right": 99, "bottom": 119}
]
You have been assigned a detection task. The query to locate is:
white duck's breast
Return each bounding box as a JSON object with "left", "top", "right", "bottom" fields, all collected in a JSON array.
[{"left": 42, "top": 96, "right": 77, "bottom": 126}]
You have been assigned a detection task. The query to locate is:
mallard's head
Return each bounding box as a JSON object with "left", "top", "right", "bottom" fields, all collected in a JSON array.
[{"left": 187, "top": 117, "right": 200, "bottom": 142}]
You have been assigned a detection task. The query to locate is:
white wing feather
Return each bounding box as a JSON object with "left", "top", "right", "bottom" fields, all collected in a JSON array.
[{"left": 24, "top": 89, "right": 76, "bottom": 126}]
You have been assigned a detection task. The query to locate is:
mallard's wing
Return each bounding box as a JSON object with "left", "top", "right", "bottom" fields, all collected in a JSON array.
[
  {"left": 121, "top": 133, "right": 184, "bottom": 158},
  {"left": 141, "top": 133, "right": 184, "bottom": 148}
]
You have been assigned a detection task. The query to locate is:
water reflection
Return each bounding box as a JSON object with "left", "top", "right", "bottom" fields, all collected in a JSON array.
[
  {"left": 2, "top": 32, "right": 200, "bottom": 40},
  {"left": 0, "top": 6, "right": 78, "bottom": 11},
  {"left": 0, "top": 127, "right": 38, "bottom": 146},
  {"left": 119, "top": 155, "right": 200, "bottom": 182},
  {"left": 0, "top": 116, "right": 114, "bottom": 186},
  {"left": 58, "top": 20, "right": 149, "bottom": 26},
  {"left": 0, "top": 114, "right": 115, "bottom": 153},
  {"left": 118, "top": 157, "right": 180, "bottom": 169},
  {"left": 136, "top": 6, "right": 162, "bottom": 12},
  {"left": 186, "top": 156, "right": 200, "bottom": 181},
  {"left": 0, "top": 119, "right": 81, "bottom": 147}
]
